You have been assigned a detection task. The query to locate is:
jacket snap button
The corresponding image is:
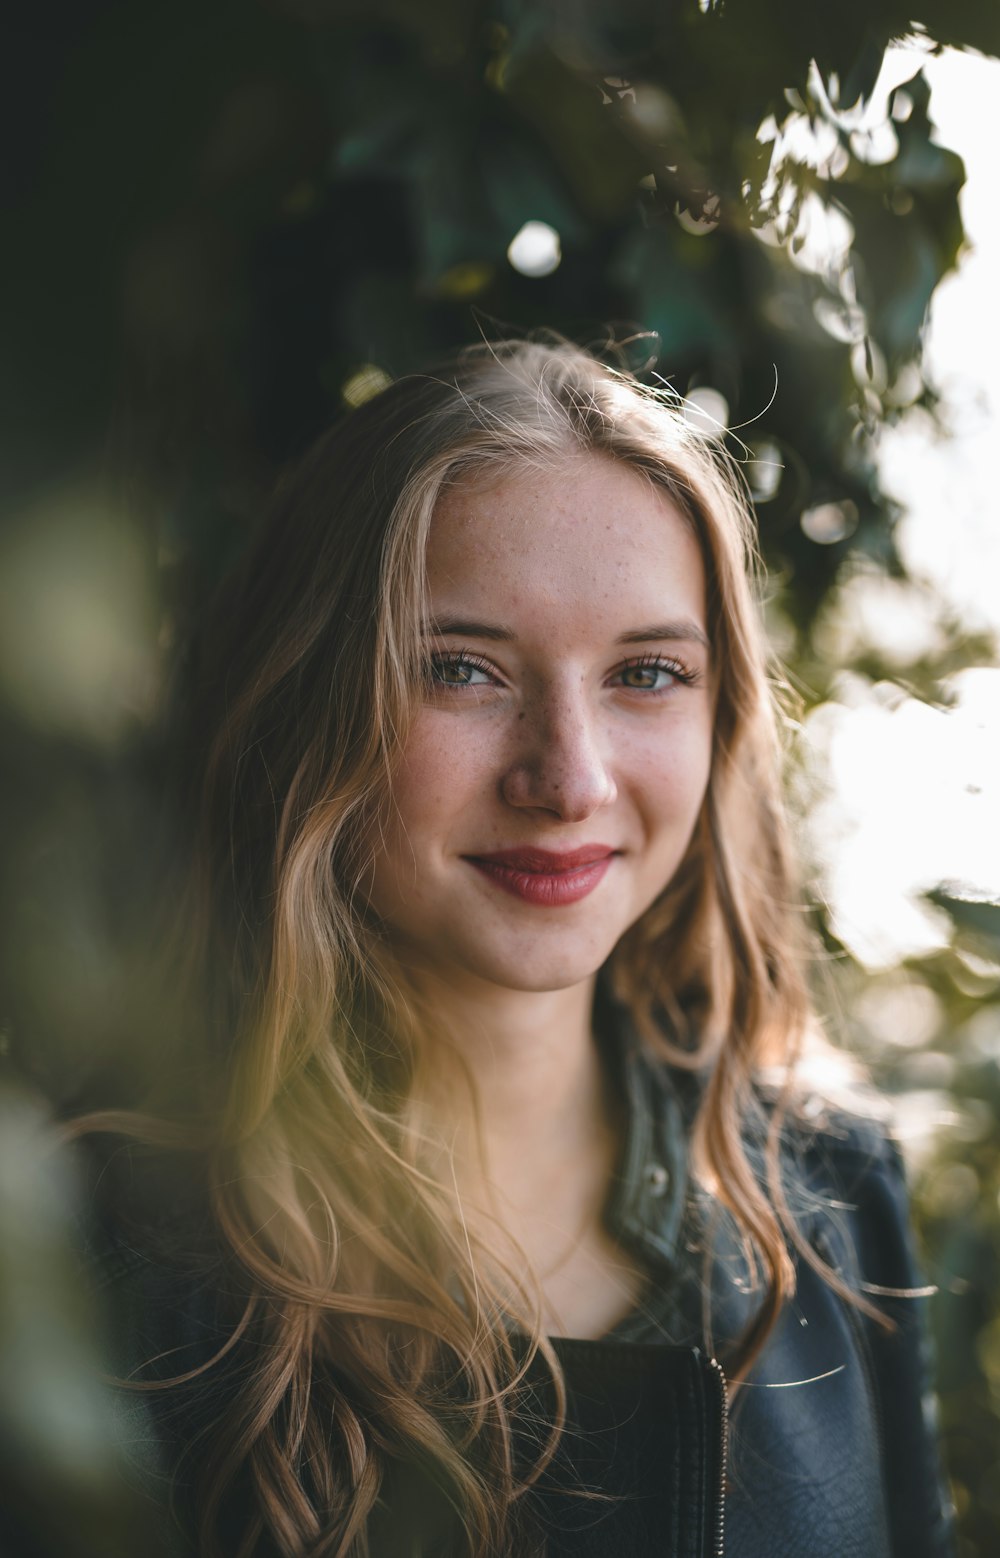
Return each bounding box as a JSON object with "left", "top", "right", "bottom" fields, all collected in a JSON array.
[{"left": 645, "top": 1163, "right": 669, "bottom": 1197}]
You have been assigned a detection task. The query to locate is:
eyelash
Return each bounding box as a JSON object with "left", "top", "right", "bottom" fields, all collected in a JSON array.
[
  {"left": 617, "top": 652, "right": 701, "bottom": 691},
  {"left": 427, "top": 649, "right": 496, "bottom": 687},
  {"left": 426, "top": 649, "right": 700, "bottom": 693}
]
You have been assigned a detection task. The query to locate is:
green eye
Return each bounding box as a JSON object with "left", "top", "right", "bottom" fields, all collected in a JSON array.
[
  {"left": 616, "top": 655, "right": 696, "bottom": 692},
  {"left": 428, "top": 653, "right": 494, "bottom": 687},
  {"left": 621, "top": 663, "right": 664, "bottom": 690},
  {"left": 432, "top": 660, "right": 471, "bottom": 685}
]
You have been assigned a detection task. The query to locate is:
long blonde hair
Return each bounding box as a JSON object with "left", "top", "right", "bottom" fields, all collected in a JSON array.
[{"left": 87, "top": 339, "right": 829, "bottom": 1556}]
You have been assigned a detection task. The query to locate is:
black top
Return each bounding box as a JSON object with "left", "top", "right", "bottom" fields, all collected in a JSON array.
[
  {"left": 524, "top": 1341, "right": 725, "bottom": 1558},
  {"left": 365, "top": 1341, "right": 726, "bottom": 1558}
]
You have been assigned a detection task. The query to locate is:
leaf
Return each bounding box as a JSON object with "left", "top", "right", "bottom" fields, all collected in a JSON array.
[
  {"left": 927, "top": 890, "right": 1000, "bottom": 947},
  {"left": 837, "top": 31, "right": 893, "bottom": 113}
]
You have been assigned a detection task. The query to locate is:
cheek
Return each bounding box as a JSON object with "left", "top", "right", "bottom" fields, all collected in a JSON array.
[
  {"left": 628, "top": 718, "right": 713, "bottom": 817},
  {"left": 384, "top": 714, "right": 501, "bottom": 841}
]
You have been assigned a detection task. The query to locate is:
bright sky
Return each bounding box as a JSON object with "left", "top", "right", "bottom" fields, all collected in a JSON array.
[{"left": 801, "top": 45, "right": 1000, "bottom": 970}]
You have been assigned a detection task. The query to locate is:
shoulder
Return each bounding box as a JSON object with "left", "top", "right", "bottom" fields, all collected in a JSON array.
[
  {"left": 755, "top": 1090, "right": 956, "bottom": 1553},
  {"left": 658, "top": 1052, "right": 927, "bottom": 1310},
  {"left": 768, "top": 1090, "right": 921, "bottom": 1294},
  {"left": 68, "top": 1136, "right": 228, "bottom": 1387},
  {"left": 57, "top": 1138, "right": 217, "bottom": 1554}
]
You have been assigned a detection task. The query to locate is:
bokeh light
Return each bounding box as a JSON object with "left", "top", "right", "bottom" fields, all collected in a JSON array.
[{"left": 506, "top": 221, "right": 562, "bottom": 277}]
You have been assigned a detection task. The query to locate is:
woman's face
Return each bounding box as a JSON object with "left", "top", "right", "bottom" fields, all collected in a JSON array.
[{"left": 366, "top": 450, "right": 714, "bottom": 998}]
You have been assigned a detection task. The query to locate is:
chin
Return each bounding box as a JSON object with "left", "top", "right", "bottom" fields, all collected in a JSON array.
[
  {"left": 461, "top": 944, "right": 613, "bottom": 995},
  {"left": 504, "top": 968, "right": 599, "bottom": 995}
]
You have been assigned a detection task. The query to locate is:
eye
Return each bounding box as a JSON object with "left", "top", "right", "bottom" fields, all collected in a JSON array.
[
  {"left": 614, "top": 654, "right": 698, "bottom": 693},
  {"left": 427, "top": 651, "right": 497, "bottom": 688}
]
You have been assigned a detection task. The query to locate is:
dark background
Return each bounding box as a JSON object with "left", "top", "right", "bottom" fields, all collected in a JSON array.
[{"left": 2, "top": 3, "right": 999, "bottom": 1552}]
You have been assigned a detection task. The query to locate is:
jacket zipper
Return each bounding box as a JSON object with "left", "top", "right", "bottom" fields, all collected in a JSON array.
[{"left": 706, "top": 1355, "right": 728, "bottom": 1557}]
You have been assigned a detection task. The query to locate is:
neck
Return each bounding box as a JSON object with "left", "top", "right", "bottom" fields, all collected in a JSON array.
[
  {"left": 408, "top": 971, "right": 615, "bottom": 1209},
  {"left": 399, "top": 968, "right": 643, "bottom": 1339}
]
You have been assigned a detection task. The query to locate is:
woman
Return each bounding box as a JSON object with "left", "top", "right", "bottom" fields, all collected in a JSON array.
[{"left": 80, "top": 339, "right": 954, "bottom": 1557}]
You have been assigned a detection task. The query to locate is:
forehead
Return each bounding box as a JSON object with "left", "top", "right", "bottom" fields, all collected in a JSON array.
[{"left": 425, "top": 451, "right": 707, "bottom": 624}]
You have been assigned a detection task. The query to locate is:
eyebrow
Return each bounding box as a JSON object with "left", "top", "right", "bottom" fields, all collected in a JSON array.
[
  {"left": 423, "top": 616, "right": 711, "bottom": 652},
  {"left": 617, "top": 621, "right": 711, "bottom": 652},
  {"left": 423, "top": 616, "right": 516, "bottom": 643}
]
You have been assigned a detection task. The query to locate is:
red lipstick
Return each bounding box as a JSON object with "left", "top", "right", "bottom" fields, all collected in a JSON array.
[{"left": 464, "top": 846, "right": 616, "bottom": 907}]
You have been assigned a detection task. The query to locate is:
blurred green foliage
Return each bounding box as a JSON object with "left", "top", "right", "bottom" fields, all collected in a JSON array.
[{"left": 2, "top": 1, "right": 999, "bottom": 1553}]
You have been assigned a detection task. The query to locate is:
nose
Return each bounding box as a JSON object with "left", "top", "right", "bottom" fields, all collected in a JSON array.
[{"left": 501, "top": 687, "right": 617, "bottom": 821}]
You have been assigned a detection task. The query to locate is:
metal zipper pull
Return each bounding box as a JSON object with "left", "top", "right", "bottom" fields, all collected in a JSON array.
[{"left": 705, "top": 1355, "right": 729, "bottom": 1557}]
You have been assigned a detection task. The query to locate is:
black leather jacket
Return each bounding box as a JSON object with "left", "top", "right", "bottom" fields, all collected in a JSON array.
[
  {"left": 600, "top": 1032, "right": 956, "bottom": 1557},
  {"left": 82, "top": 1027, "right": 956, "bottom": 1558}
]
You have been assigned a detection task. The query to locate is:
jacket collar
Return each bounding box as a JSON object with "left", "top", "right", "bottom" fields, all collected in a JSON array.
[{"left": 597, "top": 994, "right": 691, "bottom": 1272}]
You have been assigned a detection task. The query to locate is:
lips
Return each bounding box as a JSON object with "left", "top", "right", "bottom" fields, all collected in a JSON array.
[{"left": 463, "top": 845, "right": 617, "bottom": 906}]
